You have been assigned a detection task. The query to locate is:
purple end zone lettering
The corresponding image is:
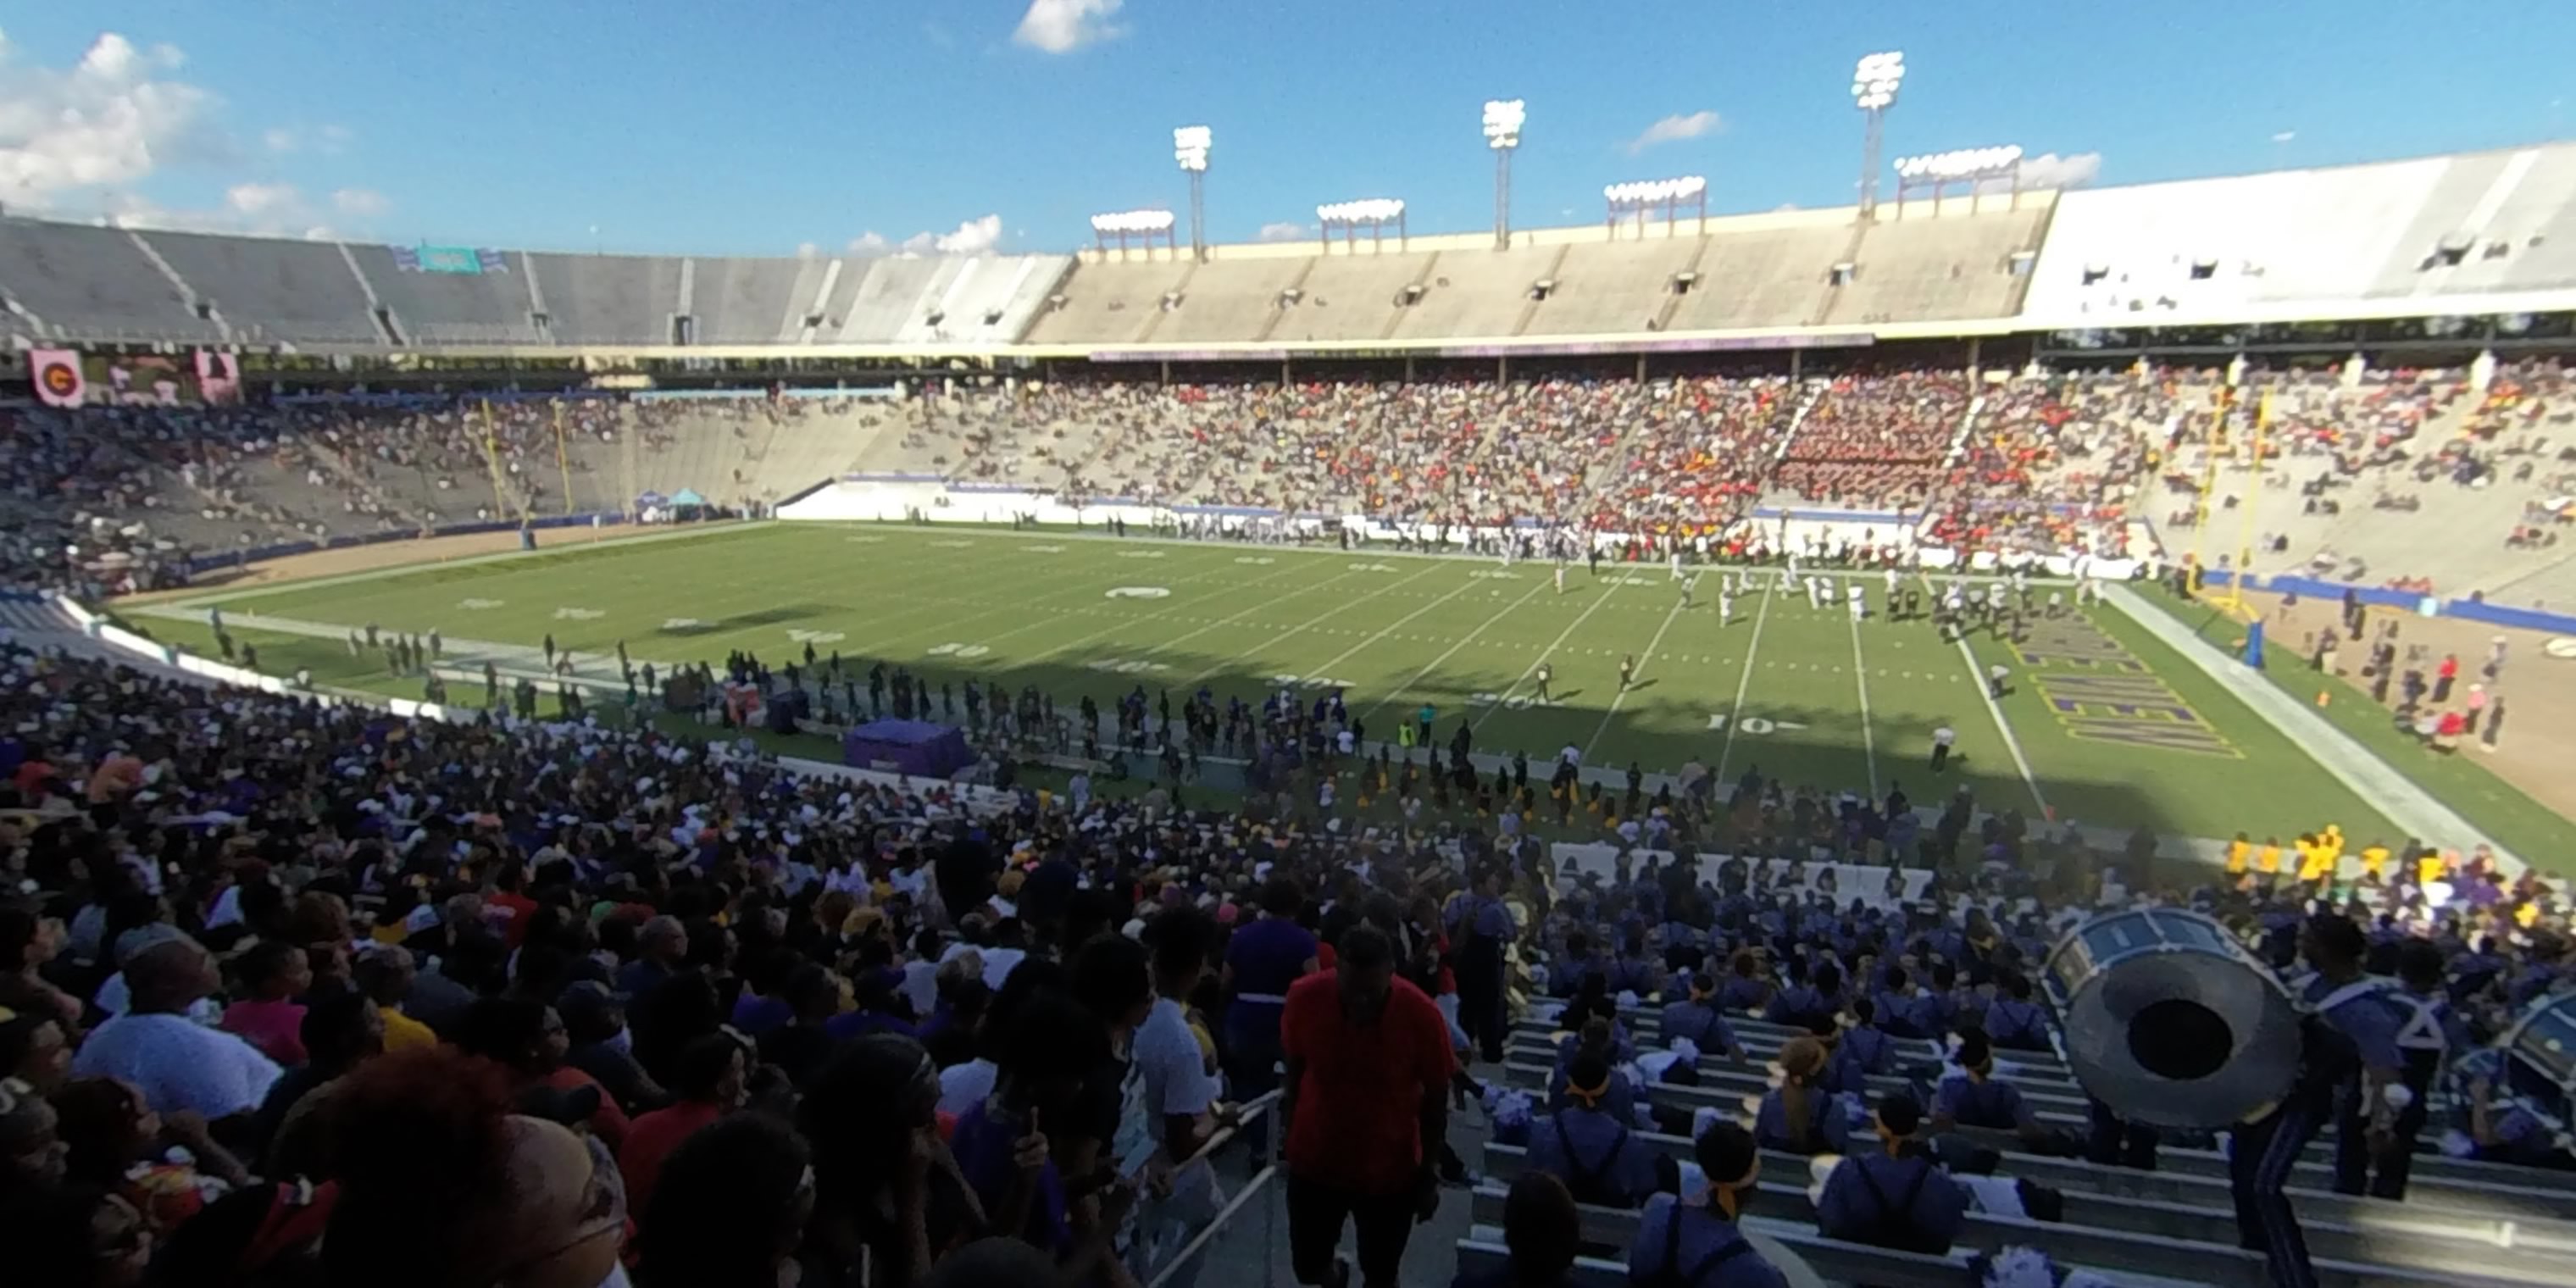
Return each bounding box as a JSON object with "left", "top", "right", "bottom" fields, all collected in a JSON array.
[{"left": 2062, "top": 718, "right": 2240, "bottom": 758}]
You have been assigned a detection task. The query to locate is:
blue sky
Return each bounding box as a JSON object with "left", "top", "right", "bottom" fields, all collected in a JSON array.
[{"left": 3, "top": 1, "right": 2567, "bottom": 257}]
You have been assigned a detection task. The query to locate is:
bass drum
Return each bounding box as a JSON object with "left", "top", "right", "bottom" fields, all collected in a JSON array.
[
  {"left": 2042, "top": 908, "right": 2301, "bottom": 1129},
  {"left": 2497, "top": 992, "right": 2576, "bottom": 1133}
]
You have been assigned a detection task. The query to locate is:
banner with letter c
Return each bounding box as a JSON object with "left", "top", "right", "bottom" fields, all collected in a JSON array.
[
  {"left": 196, "top": 349, "right": 241, "bottom": 405},
  {"left": 31, "top": 348, "right": 84, "bottom": 408}
]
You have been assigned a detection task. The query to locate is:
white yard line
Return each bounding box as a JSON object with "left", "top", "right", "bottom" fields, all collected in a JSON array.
[
  {"left": 1174, "top": 561, "right": 1442, "bottom": 685},
  {"left": 1361, "top": 578, "right": 1551, "bottom": 720},
  {"left": 1712, "top": 578, "right": 1775, "bottom": 784},
  {"left": 1013, "top": 560, "right": 1350, "bottom": 673},
  {"left": 1580, "top": 591, "right": 1687, "bottom": 763},
  {"left": 1848, "top": 608, "right": 1880, "bottom": 799},
  {"left": 1474, "top": 575, "right": 1628, "bottom": 731},
  {"left": 1297, "top": 577, "right": 1479, "bottom": 684},
  {"left": 1922, "top": 575, "right": 2050, "bottom": 816}
]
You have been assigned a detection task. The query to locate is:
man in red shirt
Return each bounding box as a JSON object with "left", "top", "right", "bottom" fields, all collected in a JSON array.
[
  {"left": 617, "top": 1032, "right": 747, "bottom": 1220},
  {"left": 1280, "top": 924, "right": 1453, "bottom": 1288}
]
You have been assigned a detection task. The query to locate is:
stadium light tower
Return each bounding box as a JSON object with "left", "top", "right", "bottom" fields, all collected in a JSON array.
[
  {"left": 1174, "top": 125, "right": 1213, "bottom": 262},
  {"left": 1851, "top": 51, "right": 1906, "bottom": 220},
  {"left": 1483, "top": 99, "right": 1526, "bottom": 250}
]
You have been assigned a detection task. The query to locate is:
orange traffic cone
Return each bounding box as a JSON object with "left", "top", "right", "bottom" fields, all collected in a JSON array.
[{"left": 2316, "top": 690, "right": 2331, "bottom": 708}]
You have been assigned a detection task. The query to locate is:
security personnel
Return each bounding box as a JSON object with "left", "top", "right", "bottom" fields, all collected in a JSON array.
[
  {"left": 1814, "top": 1092, "right": 1968, "bottom": 1254},
  {"left": 1526, "top": 1052, "right": 1665, "bottom": 1208},
  {"left": 1660, "top": 974, "right": 1746, "bottom": 1063},
  {"left": 1625, "top": 1122, "right": 1789, "bottom": 1288},
  {"left": 1446, "top": 867, "right": 1515, "bottom": 1063}
]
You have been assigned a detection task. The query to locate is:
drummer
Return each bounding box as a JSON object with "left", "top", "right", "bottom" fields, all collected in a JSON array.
[
  {"left": 2301, "top": 916, "right": 2412, "bottom": 1202},
  {"left": 1979, "top": 973, "right": 2052, "bottom": 1053}
]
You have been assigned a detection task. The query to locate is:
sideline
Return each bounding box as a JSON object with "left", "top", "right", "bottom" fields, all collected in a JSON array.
[
  {"left": 160, "top": 520, "right": 773, "bottom": 610},
  {"left": 2103, "top": 583, "right": 2521, "bottom": 874}
]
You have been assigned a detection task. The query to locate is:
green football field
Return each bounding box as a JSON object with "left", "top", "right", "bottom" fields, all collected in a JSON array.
[{"left": 125, "top": 521, "right": 2422, "bottom": 847}]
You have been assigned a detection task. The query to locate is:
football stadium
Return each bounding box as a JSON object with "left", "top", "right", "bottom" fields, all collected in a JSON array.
[{"left": 8, "top": 14, "right": 2576, "bottom": 1288}]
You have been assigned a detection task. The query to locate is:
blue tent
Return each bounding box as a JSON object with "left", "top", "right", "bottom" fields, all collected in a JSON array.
[{"left": 636, "top": 491, "right": 668, "bottom": 508}]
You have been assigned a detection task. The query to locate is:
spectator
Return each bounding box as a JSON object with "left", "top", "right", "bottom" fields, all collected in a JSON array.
[
  {"left": 317, "top": 1046, "right": 628, "bottom": 1288},
  {"left": 248, "top": 990, "right": 384, "bottom": 1178},
  {"left": 808, "top": 1034, "right": 987, "bottom": 1285},
  {"left": 1280, "top": 924, "right": 1453, "bottom": 1288},
  {"left": 449, "top": 997, "right": 631, "bottom": 1151},
  {"left": 0, "top": 1006, "right": 75, "bottom": 1094},
  {"left": 352, "top": 945, "right": 436, "bottom": 1052},
  {"left": 50, "top": 1074, "right": 252, "bottom": 1235},
  {"left": 635, "top": 1111, "right": 815, "bottom": 1288},
  {"left": 69, "top": 939, "right": 281, "bottom": 1130},
  {"left": 1456, "top": 1172, "right": 1581, "bottom": 1288},
  {"left": 217, "top": 939, "right": 312, "bottom": 1067},
  {"left": 621, "top": 1030, "right": 751, "bottom": 1220}
]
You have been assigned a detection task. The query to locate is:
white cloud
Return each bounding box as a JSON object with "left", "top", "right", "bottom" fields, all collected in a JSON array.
[
  {"left": 2012, "top": 151, "right": 2102, "bottom": 190},
  {"left": 1624, "top": 109, "right": 1722, "bottom": 155},
  {"left": 0, "top": 29, "right": 224, "bottom": 200},
  {"left": 844, "top": 218, "right": 1001, "bottom": 258},
  {"left": 1013, "top": 0, "right": 1124, "bottom": 54},
  {"left": 1257, "top": 221, "right": 1307, "bottom": 242},
  {"left": 264, "top": 123, "right": 353, "bottom": 155},
  {"left": 797, "top": 241, "right": 819, "bottom": 259},
  {"left": 225, "top": 181, "right": 297, "bottom": 215},
  {"left": 2270, "top": 130, "right": 2297, "bottom": 144},
  {"left": 108, "top": 180, "right": 390, "bottom": 239}
]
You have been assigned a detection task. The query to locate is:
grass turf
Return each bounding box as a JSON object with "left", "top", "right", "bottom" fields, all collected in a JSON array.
[{"left": 119, "top": 521, "right": 2442, "bottom": 846}]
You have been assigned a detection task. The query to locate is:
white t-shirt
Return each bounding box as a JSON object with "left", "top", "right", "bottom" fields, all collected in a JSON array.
[
  {"left": 71, "top": 1012, "right": 283, "bottom": 1119},
  {"left": 1934, "top": 726, "right": 1957, "bottom": 748},
  {"left": 900, "top": 958, "right": 941, "bottom": 1017},
  {"left": 937, "top": 1058, "right": 998, "bottom": 1118},
  {"left": 1133, "top": 998, "right": 1218, "bottom": 1147}
]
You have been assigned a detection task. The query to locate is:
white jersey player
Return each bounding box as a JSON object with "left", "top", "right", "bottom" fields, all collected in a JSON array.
[
  {"left": 1718, "top": 586, "right": 1735, "bottom": 625},
  {"left": 1847, "top": 582, "right": 1866, "bottom": 622},
  {"left": 1554, "top": 561, "right": 1568, "bottom": 594},
  {"left": 1669, "top": 549, "right": 1684, "bottom": 580}
]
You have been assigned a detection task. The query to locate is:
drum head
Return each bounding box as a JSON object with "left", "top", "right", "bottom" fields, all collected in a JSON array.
[{"left": 2048, "top": 910, "right": 2300, "bottom": 1129}]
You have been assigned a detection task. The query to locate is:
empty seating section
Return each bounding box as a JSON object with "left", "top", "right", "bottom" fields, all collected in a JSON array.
[
  {"left": 1824, "top": 206, "right": 2048, "bottom": 326},
  {"left": 1148, "top": 255, "right": 1308, "bottom": 344},
  {"left": 2365, "top": 147, "right": 2576, "bottom": 298},
  {"left": 1270, "top": 249, "right": 1435, "bottom": 342},
  {"left": 1538, "top": 236, "right": 1702, "bottom": 334},
  {"left": 891, "top": 254, "right": 1072, "bottom": 346},
  {"left": 526, "top": 253, "right": 683, "bottom": 344},
  {"left": 1666, "top": 223, "right": 1853, "bottom": 331},
  {"left": 141, "top": 230, "right": 381, "bottom": 343},
  {"left": 1019, "top": 256, "right": 1192, "bottom": 346},
  {"left": 688, "top": 258, "right": 809, "bottom": 343},
  {"left": 0, "top": 219, "right": 218, "bottom": 341},
  {"left": 347, "top": 245, "right": 540, "bottom": 344},
  {"left": 832, "top": 259, "right": 942, "bottom": 342},
  {"left": 1384, "top": 247, "right": 1552, "bottom": 341},
  {"left": 2024, "top": 158, "right": 2452, "bottom": 325}
]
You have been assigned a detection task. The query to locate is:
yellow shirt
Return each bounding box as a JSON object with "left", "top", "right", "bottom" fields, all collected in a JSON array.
[
  {"left": 2226, "top": 841, "right": 2251, "bottom": 874},
  {"left": 2257, "top": 845, "right": 2282, "bottom": 874},
  {"left": 2360, "top": 847, "right": 2390, "bottom": 878},
  {"left": 380, "top": 1004, "right": 437, "bottom": 1052},
  {"left": 2517, "top": 902, "right": 2542, "bottom": 929},
  {"left": 2418, "top": 855, "right": 2446, "bottom": 885}
]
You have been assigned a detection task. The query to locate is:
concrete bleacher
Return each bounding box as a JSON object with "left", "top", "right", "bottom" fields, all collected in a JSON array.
[
  {"left": 1821, "top": 203, "right": 2051, "bottom": 327},
  {"left": 1019, "top": 254, "right": 1194, "bottom": 346},
  {"left": 2360, "top": 146, "right": 2576, "bottom": 299},
  {"left": 889, "top": 253, "right": 1072, "bottom": 347},
  {"left": 1389, "top": 245, "right": 1563, "bottom": 341},
  {"left": 526, "top": 253, "right": 684, "bottom": 345},
  {"left": 690, "top": 257, "right": 811, "bottom": 343},
  {"left": 0, "top": 219, "right": 220, "bottom": 341},
  {"left": 1539, "top": 235, "right": 1704, "bottom": 335},
  {"left": 1665, "top": 221, "right": 1856, "bottom": 332},
  {"left": 1504, "top": 1012, "right": 2572, "bottom": 1213},
  {"left": 1150, "top": 254, "right": 1313, "bottom": 345},
  {"left": 1267, "top": 248, "right": 1436, "bottom": 342},
  {"left": 142, "top": 230, "right": 383, "bottom": 343},
  {"left": 347, "top": 245, "right": 540, "bottom": 345},
  {"left": 830, "top": 258, "right": 943, "bottom": 342}
]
